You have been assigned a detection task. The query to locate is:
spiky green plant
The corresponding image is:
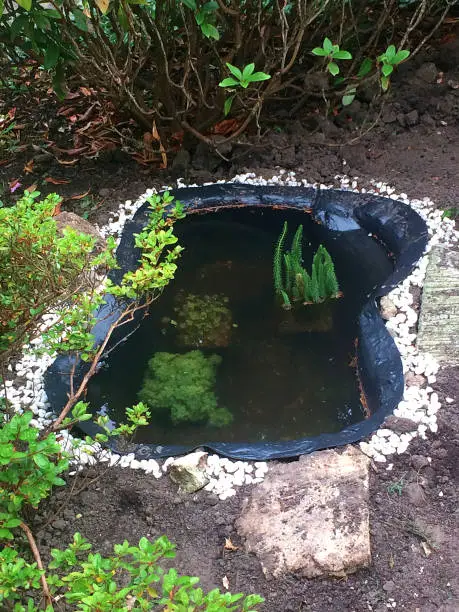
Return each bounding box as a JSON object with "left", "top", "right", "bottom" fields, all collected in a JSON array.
[{"left": 273, "top": 222, "right": 340, "bottom": 309}]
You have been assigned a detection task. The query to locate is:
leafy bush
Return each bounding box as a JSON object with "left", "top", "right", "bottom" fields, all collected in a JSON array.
[
  {"left": 139, "top": 350, "right": 233, "bottom": 427},
  {"left": 0, "top": 190, "right": 115, "bottom": 361},
  {"left": 274, "top": 222, "right": 340, "bottom": 309},
  {"left": 0, "top": 0, "right": 450, "bottom": 148},
  {"left": 0, "top": 190, "right": 262, "bottom": 610}
]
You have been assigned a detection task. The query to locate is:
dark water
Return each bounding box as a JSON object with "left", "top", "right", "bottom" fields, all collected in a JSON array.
[{"left": 86, "top": 207, "right": 393, "bottom": 445}]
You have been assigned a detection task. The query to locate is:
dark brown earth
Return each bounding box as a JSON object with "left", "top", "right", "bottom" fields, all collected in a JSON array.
[{"left": 3, "top": 33, "right": 459, "bottom": 612}]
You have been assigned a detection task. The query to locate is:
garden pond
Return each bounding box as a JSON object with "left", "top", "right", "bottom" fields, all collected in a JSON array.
[{"left": 85, "top": 206, "right": 394, "bottom": 446}]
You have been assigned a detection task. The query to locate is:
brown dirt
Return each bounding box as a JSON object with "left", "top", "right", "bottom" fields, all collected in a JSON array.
[{"left": 3, "top": 37, "right": 459, "bottom": 612}]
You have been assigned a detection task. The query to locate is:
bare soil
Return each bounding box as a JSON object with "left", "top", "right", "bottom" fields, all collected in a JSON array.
[{"left": 3, "top": 34, "right": 459, "bottom": 612}]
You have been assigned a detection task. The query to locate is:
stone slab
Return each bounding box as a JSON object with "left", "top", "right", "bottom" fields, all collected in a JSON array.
[
  {"left": 418, "top": 246, "right": 459, "bottom": 365},
  {"left": 236, "top": 446, "right": 371, "bottom": 579}
]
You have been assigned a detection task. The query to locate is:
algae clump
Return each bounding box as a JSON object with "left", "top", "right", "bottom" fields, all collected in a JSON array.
[{"left": 138, "top": 350, "right": 232, "bottom": 427}]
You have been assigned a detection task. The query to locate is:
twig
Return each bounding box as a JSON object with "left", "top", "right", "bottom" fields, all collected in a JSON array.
[{"left": 20, "top": 521, "right": 53, "bottom": 609}]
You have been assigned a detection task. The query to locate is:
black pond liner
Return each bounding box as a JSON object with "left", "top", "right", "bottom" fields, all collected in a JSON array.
[{"left": 45, "top": 185, "right": 428, "bottom": 461}]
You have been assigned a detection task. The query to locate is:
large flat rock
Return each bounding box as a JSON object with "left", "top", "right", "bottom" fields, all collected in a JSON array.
[
  {"left": 418, "top": 246, "right": 459, "bottom": 365},
  {"left": 236, "top": 446, "right": 371, "bottom": 579}
]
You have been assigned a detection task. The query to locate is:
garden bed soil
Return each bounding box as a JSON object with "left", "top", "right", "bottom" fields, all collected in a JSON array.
[{"left": 3, "top": 36, "right": 459, "bottom": 612}]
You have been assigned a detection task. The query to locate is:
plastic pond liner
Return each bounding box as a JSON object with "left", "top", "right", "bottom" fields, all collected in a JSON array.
[{"left": 45, "top": 185, "right": 428, "bottom": 461}]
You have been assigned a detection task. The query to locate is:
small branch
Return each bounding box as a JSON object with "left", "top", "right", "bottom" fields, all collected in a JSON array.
[{"left": 20, "top": 522, "right": 53, "bottom": 610}]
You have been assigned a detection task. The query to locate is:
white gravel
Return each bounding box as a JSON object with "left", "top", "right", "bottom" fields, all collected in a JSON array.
[{"left": 2, "top": 170, "right": 457, "bottom": 498}]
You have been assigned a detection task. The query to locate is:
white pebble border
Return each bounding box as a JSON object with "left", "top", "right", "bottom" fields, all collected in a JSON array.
[{"left": 1, "top": 170, "right": 457, "bottom": 500}]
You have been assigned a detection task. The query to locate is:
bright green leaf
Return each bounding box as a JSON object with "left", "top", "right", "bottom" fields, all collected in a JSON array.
[
  {"left": 219, "top": 77, "right": 239, "bottom": 88},
  {"left": 333, "top": 50, "right": 352, "bottom": 60},
  {"left": 181, "top": 0, "right": 196, "bottom": 8},
  {"left": 312, "top": 47, "right": 327, "bottom": 57},
  {"left": 33, "top": 453, "right": 50, "bottom": 469},
  {"left": 382, "top": 63, "right": 393, "bottom": 77},
  {"left": 323, "top": 37, "right": 333, "bottom": 54},
  {"left": 226, "top": 62, "right": 243, "bottom": 80},
  {"left": 385, "top": 44, "right": 396, "bottom": 60},
  {"left": 16, "top": 0, "right": 32, "bottom": 10},
  {"left": 0, "top": 0, "right": 4, "bottom": 18},
  {"left": 242, "top": 63, "right": 255, "bottom": 80},
  {"left": 247, "top": 71, "right": 271, "bottom": 83},
  {"left": 394, "top": 49, "right": 410, "bottom": 63},
  {"left": 328, "top": 61, "right": 339, "bottom": 76},
  {"left": 200, "top": 22, "right": 219, "bottom": 40}
]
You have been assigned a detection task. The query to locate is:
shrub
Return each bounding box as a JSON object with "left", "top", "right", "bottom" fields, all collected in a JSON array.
[
  {"left": 139, "top": 350, "right": 233, "bottom": 427},
  {"left": 0, "top": 0, "right": 451, "bottom": 149},
  {"left": 0, "top": 190, "right": 262, "bottom": 610}
]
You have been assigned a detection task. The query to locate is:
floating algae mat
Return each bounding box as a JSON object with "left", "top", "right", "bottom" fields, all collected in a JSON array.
[{"left": 85, "top": 206, "right": 393, "bottom": 447}]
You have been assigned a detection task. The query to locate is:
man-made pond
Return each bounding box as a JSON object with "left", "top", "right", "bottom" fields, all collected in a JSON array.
[{"left": 86, "top": 206, "right": 393, "bottom": 446}]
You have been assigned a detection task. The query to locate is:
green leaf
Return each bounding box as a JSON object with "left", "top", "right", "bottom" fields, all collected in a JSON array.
[
  {"left": 0, "top": 528, "right": 14, "bottom": 539},
  {"left": 219, "top": 77, "right": 239, "bottom": 88},
  {"left": 357, "top": 57, "right": 373, "bottom": 78},
  {"left": 181, "top": 0, "right": 196, "bottom": 8},
  {"left": 200, "top": 22, "right": 219, "bottom": 40},
  {"left": 43, "top": 43, "right": 60, "bottom": 69},
  {"left": 0, "top": 0, "right": 4, "bottom": 18},
  {"left": 33, "top": 453, "right": 50, "bottom": 469},
  {"left": 385, "top": 44, "right": 396, "bottom": 60},
  {"left": 202, "top": 1, "right": 218, "bottom": 10},
  {"left": 342, "top": 89, "right": 356, "bottom": 106},
  {"left": 394, "top": 49, "right": 410, "bottom": 63},
  {"left": 242, "top": 63, "right": 255, "bottom": 80},
  {"left": 16, "top": 0, "right": 32, "bottom": 10},
  {"left": 323, "top": 37, "right": 333, "bottom": 54},
  {"left": 247, "top": 71, "right": 271, "bottom": 83},
  {"left": 226, "top": 62, "right": 243, "bottom": 80},
  {"left": 312, "top": 47, "right": 327, "bottom": 57},
  {"left": 72, "top": 8, "right": 88, "bottom": 31},
  {"left": 333, "top": 50, "right": 352, "bottom": 60},
  {"left": 382, "top": 63, "right": 393, "bottom": 77},
  {"left": 328, "top": 62, "right": 339, "bottom": 76},
  {"left": 223, "top": 95, "right": 234, "bottom": 116},
  {"left": 381, "top": 75, "right": 390, "bottom": 91},
  {"left": 34, "top": 12, "right": 50, "bottom": 30}
]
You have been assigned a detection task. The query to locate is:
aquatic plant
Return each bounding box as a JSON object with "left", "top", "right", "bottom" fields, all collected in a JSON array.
[
  {"left": 274, "top": 222, "right": 340, "bottom": 309},
  {"left": 138, "top": 350, "right": 233, "bottom": 427},
  {"left": 174, "top": 292, "right": 233, "bottom": 348}
]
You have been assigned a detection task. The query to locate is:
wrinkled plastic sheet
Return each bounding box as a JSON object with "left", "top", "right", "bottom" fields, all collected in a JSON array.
[{"left": 45, "top": 185, "right": 428, "bottom": 460}]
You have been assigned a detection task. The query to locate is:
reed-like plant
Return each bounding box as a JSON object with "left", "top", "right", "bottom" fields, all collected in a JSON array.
[{"left": 274, "top": 222, "right": 340, "bottom": 309}]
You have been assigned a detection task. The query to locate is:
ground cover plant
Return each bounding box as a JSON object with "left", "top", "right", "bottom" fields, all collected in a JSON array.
[
  {"left": 0, "top": 0, "right": 452, "bottom": 160},
  {"left": 0, "top": 190, "right": 262, "bottom": 610}
]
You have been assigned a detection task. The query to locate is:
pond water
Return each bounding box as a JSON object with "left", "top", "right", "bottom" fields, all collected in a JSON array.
[{"left": 86, "top": 206, "right": 393, "bottom": 445}]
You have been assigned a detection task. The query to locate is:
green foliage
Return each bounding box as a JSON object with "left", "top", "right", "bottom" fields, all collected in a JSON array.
[
  {"left": 105, "top": 191, "right": 185, "bottom": 301},
  {"left": 0, "top": 189, "right": 116, "bottom": 361},
  {"left": 0, "top": 412, "right": 68, "bottom": 539},
  {"left": 312, "top": 37, "right": 352, "bottom": 76},
  {"left": 219, "top": 63, "right": 271, "bottom": 116},
  {"left": 0, "top": 0, "right": 441, "bottom": 134},
  {"left": 174, "top": 292, "right": 233, "bottom": 348},
  {"left": 274, "top": 222, "right": 340, "bottom": 309},
  {"left": 139, "top": 350, "right": 233, "bottom": 427},
  {"left": 1, "top": 532, "right": 263, "bottom": 610},
  {"left": 378, "top": 45, "right": 410, "bottom": 91}
]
